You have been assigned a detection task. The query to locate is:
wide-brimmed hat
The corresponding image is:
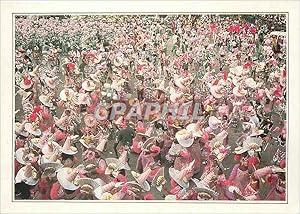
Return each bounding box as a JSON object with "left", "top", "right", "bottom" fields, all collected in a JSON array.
[
  {"left": 175, "top": 129, "right": 194, "bottom": 147},
  {"left": 39, "top": 93, "right": 55, "bottom": 108},
  {"left": 84, "top": 114, "right": 98, "bottom": 128},
  {"left": 233, "top": 84, "right": 247, "bottom": 97},
  {"left": 15, "top": 147, "right": 38, "bottom": 165},
  {"left": 208, "top": 116, "right": 222, "bottom": 130},
  {"left": 41, "top": 141, "right": 60, "bottom": 155},
  {"left": 44, "top": 76, "right": 58, "bottom": 89},
  {"left": 41, "top": 148, "right": 61, "bottom": 164},
  {"left": 15, "top": 121, "right": 29, "bottom": 137},
  {"left": 82, "top": 80, "right": 96, "bottom": 92},
  {"left": 19, "top": 76, "right": 33, "bottom": 90},
  {"left": 40, "top": 162, "right": 63, "bottom": 177},
  {"left": 77, "top": 178, "right": 103, "bottom": 197},
  {"left": 105, "top": 150, "right": 130, "bottom": 177},
  {"left": 54, "top": 115, "right": 69, "bottom": 131},
  {"left": 169, "top": 160, "right": 194, "bottom": 189},
  {"left": 210, "top": 84, "right": 225, "bottom": 99},
  {"left": 57, "top": 167, "right": 80, "bottom": 190},
  {"left": 186, "top": 122, "right": 204, "bottom": 138},
  {"left": 141, "top": 136, "right": 158, "bottom": 151},
  {"left": 60, "top": 135, "right": 78, "bottom": 155},
  {"left": 151, "top": 167, "right": 166, "bottom": 192},
  {"left": 243, "top": 137, "right": 263, "bottom": 156},
  {"left": 72, "top": 92, "right": 91, "bottom": 105},
  {"left": 250, "top": 125, "right": 264, "bottom": 137},
  {"left": 79, "top": 135, "right": 94, "bottom": 149},
  {"left": 168, "top": 143, "right": 182, "bottom": 156},
  {"left": 131, "top": 168, "right": 152, "bottom": 191},
  {"left": 25, "top": 121, "right": 41, "bottom": 136},
  {"left": 15, "top": 164, "right": 39, "bottom": 186},
  {"left": 31, "top": 137, "right": 45, "bottom": 149},
  {"left": 60, "top": 88, "right": 75, "bottom": 102},
  {"left": 193, "top": 184, "right": 218, "bottom": 200}
]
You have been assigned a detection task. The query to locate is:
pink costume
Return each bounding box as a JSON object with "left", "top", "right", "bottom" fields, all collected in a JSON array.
[
  {"left": 228, "top": 164, "right": 250, "bottom": 192},
  {"left": 132, "top": 137, "right": 143, "bottom": 154},
  {"left": 173, "top": 148, "right": 193, "bottom": 171}
]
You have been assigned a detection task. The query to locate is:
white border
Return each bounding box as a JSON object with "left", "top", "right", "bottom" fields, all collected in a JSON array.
[{"left": 1, "top": 1, "right": 300, "bottom": 214}]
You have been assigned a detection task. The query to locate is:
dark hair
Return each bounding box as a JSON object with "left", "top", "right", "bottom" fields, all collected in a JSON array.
[
  {"left": 64, "top": 189, "right": 75, "bottom": 195},
  {"left": 61, "top": 153, "right": 74, "bottom": 161},
  {"left": 15, "top": 182, "right": 33, "bottom": 199}
]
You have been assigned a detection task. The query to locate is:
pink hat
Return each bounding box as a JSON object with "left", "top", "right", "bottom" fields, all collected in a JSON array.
[
  {"left": 186, "top": 121, "right": 204, "bottom": 138},
  {"left": 208, "top": 116, "right": 221, "bottom": 130},
  {"left": 175, "top": 129, "right": 194, "bottom": 147},
  {"left": 42, "top": 141, "right": 60, "bottom": 155},
  {"left": 45, "top": 76, "right": 58, "bottom": 89}
]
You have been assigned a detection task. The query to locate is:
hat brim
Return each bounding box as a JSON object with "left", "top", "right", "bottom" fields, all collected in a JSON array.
[
  {"left": 60, "top": 146, "right": 78, "bottom": 155},
  {"left": 15, "top": 123, "right": 29, "bottom": 137},
  {"left": 131, "top": 171, "right": 151, "bottom": 191},
  {"left": 175, "top": 130, "right": 194, "bottom": 148},
  {"left": 82, "top": 81, "right": 96, "bottom": 92},
  {"left": 41, "top": 142, "right": 60, "bottom": 155},
  {"left": 15, "top": 166, "right": 39, "bottom": 186},
  {"left": 59, "top": 89, "right": 74, "bottom": 101},
  {"left": 210, "top": 86, "right": 224, "bottom": 99},
  {"left": 15, "top": 148, "right": 30, "bottom": 165},
  {"left": 79, "top": 139, "right": 92, "bottom": 149},
  {"left": 40, "top": 155, "right": 61, "bottom": 164},
  {"left": 54, "top": 117, "right": 67, "bottom": 131},
  {"left": 233, "top": 87, "right": 247, "bottom": 97},
  {"left": 24, "top": 123, "right": 41, "bottom": 136},
  {"left": 19, "top": 81, "right": 33, "bottom": 90},
  {"left": 31, "top": 138, "right": 45, "bottom": 149},
  {"left": 57, "top": 168, "right": 80, "bottom": 190},
  {"left": 168, "top": 168, "right": 189, "bottom": 189},
  {"left": 39, "top": 95, "right": 54, "bottom": 108},
  {"left": 186, "top": 123, "right": 203, "bottom": 137}
]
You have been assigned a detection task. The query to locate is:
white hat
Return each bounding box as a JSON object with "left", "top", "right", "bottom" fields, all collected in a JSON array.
[
  {"left": 44, "top": 76, "right": 58, "bottom": 89},
  {"left": 41, "top": 141, "right": 60, "bottom": 155},
  {"left": 186, "top": 122, "right": 204, "bottom": 138},
  {"left": 39, "top": 94, "right": 54, "bottom": 108},
  {"left": 60, "top": 136, "right": 78, "bottom": 155},
  {"left": 131, "top": 168, "right": 152, "bottom": 191},
  {"left": 82, "top": 80, "right": 96, "bottom": 92},
  {"left": 151, "top": 167, "right": 166, "bottom": 192},
  {"left": 60, "top": 88, "right": 74, "bottom": 102},
  {"left": 15, "top": 147, "right": 37, "bottom": 165},
  {"left": 54, "top": 115, "right": 69, "bottom": 131},
  {"left": 40, "top": 162, "right": 63, "bottom": 177},
  {"left": 15, "top": 164, "right": 39, "bottom": 186},
  {"left": 15, "top": 121, "right": 29, "bottom": 137},
  {"left": 208, "top": 116, "right": 221, "bottom": 130},
  {"left": 57, "top": 167, "right": 80, "bottom": 190},
  {"left": 175, "top": 129, "right": 194, "bottom": 147},
  {"left": 168, "top": 160, "right": 194, "bottom": 188},
  {"left": 25, "top": 122, "right": 41, "bottom": 136}
]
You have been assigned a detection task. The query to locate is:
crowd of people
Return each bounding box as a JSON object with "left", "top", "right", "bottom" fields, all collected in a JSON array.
[{"left": 14, "top": 14, "right": 287, "bottom": 200}]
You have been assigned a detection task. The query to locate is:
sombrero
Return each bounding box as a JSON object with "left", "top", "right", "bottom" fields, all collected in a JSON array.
[
  {"left": 168, "top": 161, "right": 194, "bottom": 189},
  {"left": 193, "top": 185, "right": 218, "bottom": 200},
  {"left": 84, "top": 114, "right": 98, "bottom": 128},
  {"left": 44, "top": 76, "right": 58, "bottom": 89},
  {"left": 60, "top": 136, "right": 78, "bottom": 155},
  {"left": 131, "top": 168, "right": 152, "bottom": 191},
  {"left": 82, "top": 80, "right": 96, "bottom": 92},
  {"left": 24, "top": 121, "right": 41, "bottom": 136},
  {"left": 31, "top": 137, "right": 45, "bottom": 149},
  {"left": 40, "top": 162, "right": 63, "bottom": 177},
  {"left": 77, "top": 178, "right": 102, "bottom": 197},
  {"left": 54, "top": 115, "right": 69, "bottom": 131},
  {"left": 41, "top": 149, "right": 61, "bottom": 164},
  {"left": 186, "top": 122, "right": 204, "bottom": 138},
  {"left": 233, "top": 85, "right": 247, "bottom": 97},
  {"left": 15, "top": 164, "right": 39, "bottom": 186},
  {"left": 208, "top": 116, "right": 222, "bottom": 130},
  {"left": 210, "top": 85, "right": 225, "bottom": 99},
  {"left": 41, "top": 141, "right": 60, "bottom": 155},
  {"left": 104, "top": 158, "right": 121, "bottom": 178},
  {"left": 141, "top": 136, "right": 157, "bottom": 151},
  {"left": 59, "top": 88, "right": 74, "bottom": 102},
  {"left": 57, "top": 167, "right": 80, "bottom": 190},
  {"left": 151, "top": 167, "right": 166, "bottom": 192},
  {"left": 15, "top": 121, "right": 29, "bottom": 137},
  {"left": 79, "top": 135, "right": 94, "bottom": 149},
  {"left": 15, "top": 147, "right": 38, "bottom": 165},
  {"left": 175, "top": 129, "right": 194, "bottom": 147},
  {"left": 39, "top": 94, "right": 54, "bottom": 108}
]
